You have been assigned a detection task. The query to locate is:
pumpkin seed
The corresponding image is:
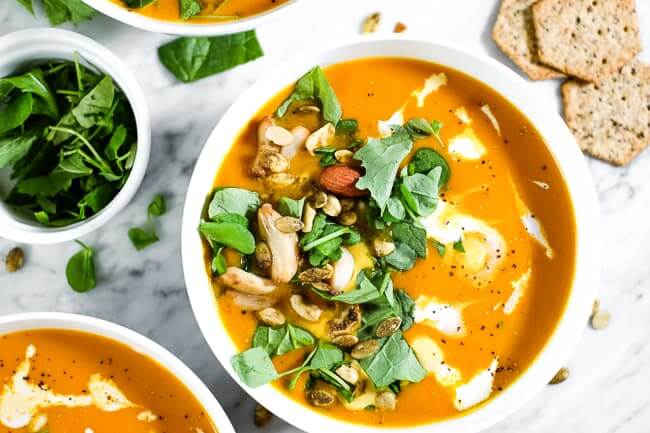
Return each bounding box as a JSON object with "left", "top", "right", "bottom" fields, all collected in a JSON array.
[
  {"left": 256, "top": 307, "right": 286, "bottom": 327},
  {"left": 375, "top": 317, "right": 402, "bottom": 337},
  {"left": 351, "top": 339, "right": 380, "bottom": 359},
  {"left": 590, "top": 310, "right": 610, "bottom": 330},
  {"left": 254, "top": 404, "right": 272, "bottom": 426},
  {"left": 332, "top": 334, "right": 359, "bottom": 348},
  {"left": 362, "top": 12, "right": 381, "bottom": 34},
  {"left": 305, "top": 382, "right": 336, "bottom": 407},
  {"left": 5, "top": 247, "right": 24, "bottom": 273},
  {"left": 337, "top": 211, "right": 357, "bottom": 226},
  {"left": 298, "top": 265, "right": 334, "bottom": 282},
  {"left": 549, "top": 367, "right": 570, "bottom": 385}
]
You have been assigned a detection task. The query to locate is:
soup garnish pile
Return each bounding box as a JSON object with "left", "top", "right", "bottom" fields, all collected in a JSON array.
[
  {"left": 201, "top": 58, "right": 576, "bottom": 426},
  {"left": 113, "top": 0, "right": 289, "bottom": 22},
  {"left": 0, "top": 329, "right": 218, "bottom": 433}
]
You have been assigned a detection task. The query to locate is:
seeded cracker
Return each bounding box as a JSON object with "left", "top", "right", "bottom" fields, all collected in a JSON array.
[
  {"left": 562, "top": 61, "right": 650, "bottom": 165},
  {"left": 492, "top": 0, "right": 564, "bottom": 80},
  {"left": 532, "top": 0, "right": 641, "bottom": 83}
]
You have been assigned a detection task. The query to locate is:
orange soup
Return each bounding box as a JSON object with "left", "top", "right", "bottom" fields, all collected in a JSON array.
[
  {"left": 0, "top": 329, "right": 219, "bottom": 433},
  {"left": 199, "top": 57, "right": 575, "bottom": 426},
  {"left": 110, "top": 0, "right": 289, "bottom": 23}
]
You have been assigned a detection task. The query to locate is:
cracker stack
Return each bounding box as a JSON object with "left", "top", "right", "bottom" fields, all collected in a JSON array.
[{"left": 493, "top": 0, "right": 648, "bottom": 166}]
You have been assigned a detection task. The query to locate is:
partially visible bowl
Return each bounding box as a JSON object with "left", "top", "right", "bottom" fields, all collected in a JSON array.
[
  {"left": 181, "top": 37, "right": 601, "bottom": 433},
  {"left": 81, "top": 0, "right": 304, "bottom": 36},
  {"left": 0, "top": 312, "right": 236, "bottom": 433},
  {"left": 0, "top": 29, "right": 150, "bottom": 244}
]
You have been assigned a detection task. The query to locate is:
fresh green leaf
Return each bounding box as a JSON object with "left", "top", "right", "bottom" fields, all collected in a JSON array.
[
  {"left": 42, "top": 0, "right": 95, "bottom": 25},
  {"left": 384, "top": 242, "right": 417, "bottom": 271},
  {"left": 15, "top": 0, "right": 34, "bottom": 14},
  {"left": 307, "top": 344, "right": 343, "bottom": 369},
  {"left": 399, "top": 168, "right": 440, "bottom": 217},
  {"left": 123, "top": 0, "right": 155, "bottom": 7},
  {"left": 78, "top": 183, "right": 115, "bottom": 213},
  {"left": 359, "top": 332, "right": 426, "bottom": 388},
  {"left": 158, "top": 32, "right": 263, "bottom": 83},
  {"left": 404, "top": 118, "right": 434, "bottom": 139},
  {"left": 336, "top": 119, "right": 358, "bottom": 135},
  {"left": 104, "top": 124, "right": 127, "bottom": 160},
  {"left": 408, "top": 147, "right": 450, "bottom": 188},
  {"left": 354, "top": 127, "right": 413, "bottom": 211},
  {"left": 0, "top": 127, "right": 41, "bottom": 168},
  {"left": 0, "top": 92, "right": 33, "bottom": 134},
  {"left": 253, "top": 324, "right": 315, "bottom": 357},
  {"left": 128, "top": 227, "right": 159, "bottom": 250},
  {"left": 198, "top": 221, "right": 256, "bottom": 254},
  {"left": 65, "top": 240, "right": 96, "bottom": 292},
  {"left": 148, "top": 194, "right": 166, "bottom": 217},
  {"left": 180, "top": 0, "right": 201, "bottom": 19},
  {"left": 392, "top": 222, "right": 427, "bottom": 258},
  {"left": 208, "top": 187, "right": 260, "bottom": 219},
  {"left": 212, "top": 212, "right": 249, "bottom": 226},
  {"left": 71, "top": 75, "right": 115, "bottom": 128},
  {"left": 453, "top": 239, "right": 465, "bottom": 252},
  {"left": 432, "top": 239, "right": 446, "bottom": 257},
  {"left": 211, "top": 249, "right": 228, "bottom": 275},
  {"left": 275, "top": 66, "right": 342, "bottom": 124},
  {"left": 231, "top": 347, "right": 278, "bottom": 388},
  {"left": 0, "top": 68, "right": 58, "bottom": 119},
  {"left": 430, "top": 120, "right": 443, "bottom": 134},
  {"left": 277, "top": 196, "right": 305, "bottom": 218}
]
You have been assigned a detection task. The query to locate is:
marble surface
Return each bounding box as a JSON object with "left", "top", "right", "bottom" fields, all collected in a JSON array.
[{"left": 0, "top": 0, "right": 649, "bottom": 432}]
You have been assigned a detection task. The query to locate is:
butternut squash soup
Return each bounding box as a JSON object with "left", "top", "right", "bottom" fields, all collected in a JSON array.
[
  {"left": 0, "top": 329, "right": 219, "bottom": 433},
  {"left": 198, "top": 57, "right": 576, "bottom": 427},
  {"left": 110, "top": 0, "right": 289, "bottom": 23}
]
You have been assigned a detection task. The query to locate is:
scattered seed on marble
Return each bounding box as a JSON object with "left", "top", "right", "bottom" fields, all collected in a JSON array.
[
  {"left": 5, "top": 247, "right": 24, "bottom": 273},
  {"left": 590, "top": 310, "right": 610, "bottom": 330},
  {"left": 549, "top": 367, "right": 570, "bottom": 385}
]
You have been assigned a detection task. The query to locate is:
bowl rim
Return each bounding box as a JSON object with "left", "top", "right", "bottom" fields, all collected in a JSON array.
[
  {"left": 181, "top": 36, "right": 602, "bottom": 433},
  {"left": 0, "top": 28, "right": 151, "bottom": 245},
  {"left": 0, "top": 311, "right": 236, "bottom": 433},
  {"left": 81, "top": 0, "right": 305, "bottom": 36}
]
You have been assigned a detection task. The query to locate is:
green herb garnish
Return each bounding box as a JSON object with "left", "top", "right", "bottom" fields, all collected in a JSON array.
[
  {"left": 65, "top": 240, "right": 96, "bottom": 292},
  {"left": 15, "top": 0, "right": 95, "bottom": 25},
  {"left": 128, "top": 194, "right": 166, "bottom": 250}
]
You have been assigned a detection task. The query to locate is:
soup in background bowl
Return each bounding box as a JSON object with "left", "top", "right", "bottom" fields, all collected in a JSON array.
[
  {"left": 82, "top": 0, "right": 302, "bottom": 36},
  {"left": 0, "top": 313, "right": 235, "bottom": 433},
  {"left": 182, "top": 38, "right": 601, "bottom": 433}
]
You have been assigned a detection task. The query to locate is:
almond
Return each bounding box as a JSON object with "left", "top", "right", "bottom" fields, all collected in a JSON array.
[{"left": 319, "top": 165, "right": 367, "bottom": 198}]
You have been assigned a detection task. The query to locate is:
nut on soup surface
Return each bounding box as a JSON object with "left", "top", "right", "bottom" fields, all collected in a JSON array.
[
  {"left": 0, "top": 329, "right": 218, "bottom": 433},
  {"left": 110, "top": 0, "right": 289, "bottom": 23},
  {"left": 200, "top": 57, "right": 575, "bottom": 426}
]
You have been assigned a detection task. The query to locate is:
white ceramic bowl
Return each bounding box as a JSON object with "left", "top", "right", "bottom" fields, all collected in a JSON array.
[
  {"left": 82, "top": 0, "right": 304, "bottom": 36},
  {"left": 0, "top": 29, "right": 150, "bottom": 245},
  {"left": 0, "top": 312, "right": 235, "bottom": 433},
  {"left": 181, "top": 37, "right": 601, "bottom": 433}
]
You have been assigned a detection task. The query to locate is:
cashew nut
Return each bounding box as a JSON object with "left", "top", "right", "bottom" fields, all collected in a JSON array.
[
  {"left": 265, "top": 125, "right": 294, "bottom": 146},
  {"left": 225, "top": 290, "right": 276, "bottom": 311},
  {"left": 305, "top": 123, "right": 335, "bottom": 155},
  {"left": 218, "top": 267, "right": 276, "bottom": 295},
  {"left": 281, "top": 126, "right": 310, "bottom": 160},
  {"left": 290, "top": 294, "right": 322, "bottom": 322}
]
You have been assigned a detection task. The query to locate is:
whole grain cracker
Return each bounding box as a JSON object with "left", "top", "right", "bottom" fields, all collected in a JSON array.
[
  {"left": 492, "top": 0, "right": 564, "bottom": 80},
  {"left": 533, "top": 0, "right": 641, "bottom": 83},
  {"left": 562, "top": 60, "right": 649, "bottom": 165}
]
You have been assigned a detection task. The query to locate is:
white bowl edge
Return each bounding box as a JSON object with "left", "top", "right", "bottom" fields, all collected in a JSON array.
[
  {"left": 0, "top": 312, "right": 236, "bottom": 433},
  {"left": 0, "top": 28, "right": 151, "bottom": 244},
  {"left": 181, "top": 36, "right": 602, "bottom": 433}
]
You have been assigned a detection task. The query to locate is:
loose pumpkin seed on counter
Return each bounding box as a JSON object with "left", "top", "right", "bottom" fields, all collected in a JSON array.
[
  {"left": 5, "top": 247, "right": 24, "bottom": 273},
  {"left": 549, "top": 367, "right": 570, "bottom": 385},
  {"left": 200, "top": 57, "right": 576, "bottom": 426}
]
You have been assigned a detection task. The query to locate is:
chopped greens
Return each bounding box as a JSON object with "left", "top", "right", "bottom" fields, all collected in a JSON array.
[
  {"left": 0, "top": 60, "right": 137, "bottom": 227},
  {"left": 128, "top": 194, "right": 166, "bottom": 250},
  {"left": 158, "top": 32, "right": 264, "bottom": 83},
  {"left": 275, "top": 66, "right": 342, "bottom": 125}
]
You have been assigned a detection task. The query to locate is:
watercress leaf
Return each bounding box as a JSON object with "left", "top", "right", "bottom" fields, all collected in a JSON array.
[
  {"left": 336, "top": 119, "right": 358, "bottom": 135},
  {"left": 408, "top": 147, "right": 450, "bottom": 187},
  {"left": 309, "top": 344, "right": 343, "bottom": 369},
  {"left": 128, "top": 227, "right": 159, "bottom": 250},
  {"left": 17, "top": 154, "right": 92, "bottom": 197},
  {"left": 399, "top": 172, "right": 438, "bottom": 216},
  {"left": 72, "top": 75, "right": 115, "bottom": 128},
  {"left": 275, "top": 66, "right": 342, "bottom": 124},
  {"left": 354, "top": 127, "right": 413, "bottom": 211},
  {"left": 78, "top": 183, "right": 115, "bottom": 213},
  {"left": 384, "top": 242, "right": 417, "bottom": 271},
  {"left": 289, "top": 324, "right": 315, "bottom": 347},
  {"left": 211, "top": 250, "right": 227, "bottom": 275},
  {"left": 230, "top": 347, "right": 278, "bottom": 388},
  {"left": 15, "top": 0, "right": 34, "bottom": 14},
  {"left": 208, "top": 187, "right": 260, "bottom": 219},
  {"left": 453, "top": 239, "right": 465, "bottom": 252},
  {"left": 0, "top": 92, "right": 33, "bottom": 134},
  {"left": 65, "top": 241, "right": 96, "bottom": 293},
  {"left": 0, "top": 68, "right": 58, "bottom": 119},
  {"left": 104, "top": 124, "right": 127, "bottom": 160},
  {"left": 212, "top": 212, "right": 248, "bottom": 226},
  {"left": 313, "top": 369, "right": 353, "bottom": 402},
  {"left": 123, "top": 0, "right": 155, "bottom": 7},
  {"left": 432, "top": 239, "right": 446, "bottom": 257},
  {"left": 0, "top": 126, "right": 40, "bottom": 168},
  {"left": 392, "top": 222, "right": 427, "bottom": 258},
  {"left": 158, "top": 32, "right": 263, "bottom": 83},
  {"left": 394, "top": 290, "right": 415, "bottom": 331},
  {"left": 34, "top": 210, "right": 50, "bottom": 225},
  {"left": 326, "top": 271, "right": 382, "bottom": 304},
  {"left": 180, "top": 0, "right": 201, "bottom": 19},
  {"left": 405, "top": 117, "right": 434, "bottom": 139},
  {"left": 359, "top": 332, "right": 426, "bottom": 388},
  {"left": 384, "top": 196, "right": 406, "bottom": 223},
  {"left": 148, "top": 194, "right": 166, "bottom": 217},
  {"left": 430, "top": 120, "right": 443, "bottom": 134},
  {"left": 198, "top": 221, "right": 256, "bottom": 254},
  {"left": 277, "top": 196, "right": 305, "bottom": 218},
  {"left": 42, "top": 0, "right": 95, "bottom": 25},
  {"left": 253, "top": 326, "right": 287, "bottom": 355}
]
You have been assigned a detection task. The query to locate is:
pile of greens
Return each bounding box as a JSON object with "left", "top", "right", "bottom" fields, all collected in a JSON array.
[
  {"left": 0, "top": 59, "right": 137, "bottom": 227},
  {"left": 208, "top": 64, "right": 460, "bottom": 409}
]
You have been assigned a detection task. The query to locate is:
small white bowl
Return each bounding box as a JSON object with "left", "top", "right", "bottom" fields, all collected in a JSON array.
[
  {"left": 82, "top": 0, "right": 305, "bottom": 36},
  {"left": 0, "top": 29, "right": 150, "bottom": 245},
  {"left": 181, "top": 37, "right": 602, "bottom": 433},
  {"left": 0, "top": 312, "right": 235, "bottom": 433}
]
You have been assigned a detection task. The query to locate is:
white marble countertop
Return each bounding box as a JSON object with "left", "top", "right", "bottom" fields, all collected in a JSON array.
[{"left": 0, "top": 0, "right": 649, "bottom": 432}]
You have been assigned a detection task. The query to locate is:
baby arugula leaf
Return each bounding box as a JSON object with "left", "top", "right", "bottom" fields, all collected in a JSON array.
[
  {"left": 359, "top": 332, "right": 426, "bottom": 388},
  {"left": 65, "top": 240, "right": 96, "bottom": 292},
  {"left": 158, "top": 31, "right": 263, "bottom": 83},
  {"left": 253, "top": 324, "right": 315, "bottom": 356},
  {"left": 208, "top": 187, "right": 260, "bottom": 219},
  {"left": 277, "top": 196, "right": 305, "bottom": 219},
  {"left": 199, "top": 221, "right": 256, "bottom": 254},
  {"left": 231, "top": 347, "right": 279, "bottom": 388},
  {"left": 0, "top": 92, "right": 33, "bottom": 135},
  {"left": 128, "top": 194, "right": 166, "bottom": 250},
  {"left": 0, "top": 68, "right": 59, "bottom": 119},
  {"left": 275, "top": 66, "right": 342, "bottom": 125},
  {"left": 15, "top": 0, "right": 34, "bottom": 14},
  {"left": 71, "top": 75, "right": 115, "bottom": 128},
  {"left": 40, "top": 0, "right": 95, "bottom": 25},
  {"left": 408, "top": 147, "right": 450, "bottom": 188},
  {"left": 354, "top": 126, "right": 413, "bottom": 212},
  {"left": 0, "top": 127, "right": 41, "bottom": 168}
]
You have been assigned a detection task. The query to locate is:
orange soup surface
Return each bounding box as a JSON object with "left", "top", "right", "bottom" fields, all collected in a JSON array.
[
  {"left": 206, "top": 57, "right": 576, "bottom": 426},
  {"left": 0, "top": 329, "right": 219, "bottom": 433},
  {"left": 111, "top": 0, "right": 288, "bottom": 23}
]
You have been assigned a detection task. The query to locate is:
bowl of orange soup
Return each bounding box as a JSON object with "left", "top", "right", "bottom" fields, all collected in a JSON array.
[
  {"left": 181, "top": 37, "right": 601, "bottom": 433},
  {"left": 81, "top": 0, "right": 303, "bottom": 36},
  {"left": 0, "top": 312, "right": 235, "bottom": 433}
]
